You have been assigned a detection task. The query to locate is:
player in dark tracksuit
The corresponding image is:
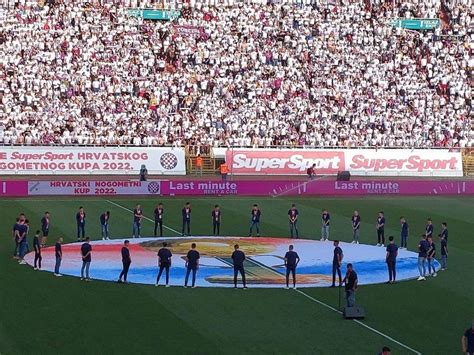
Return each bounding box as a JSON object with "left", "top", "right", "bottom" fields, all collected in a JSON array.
[
  {"left": 76, "top": 207, "right": 86, "bottom": 242},
  {"left": 33, "top": 230, "right": 42, "bottom": 270},
  {"left": 40, "top": 212, "right": 50, "bottom": 247},
  {"left": 386, "top": 236, "right": 398, "bottom": 284},
  {"left": 184, "top": 243, "right": 200, "bottom": 288},
  {"left": 12, "top": 217, "right": 20, "bottom": 258},
  {"left": 54, "top": 237, "right": 63, "bottom": 276},
  {"left": 118, "top": 240, "right": 131, "bottom": 283},
  {"left": 80, "top": 238, "right": 92, "bottom": 280},
  {"left": 284, "top": 245, "right": 300, "bottom": 289},
  {"left": 212, "top": 205, "right": 221, "bottom": 236},
  {"left": 417, "top": 235, "right": 429, "bottom": 280},
  {"left": 351, "top": 211, "right": 361, "bottom": 244},
  {"left": 100, "top": 211, "right": 110, "bottom": 240},
  {"left": 231, "top": 244, "right": 247, "bottom": 289},
  {"left": 376, "top": 211, "right": 385, "bottom": 246},
  {"left": 425, "top": 218, "right": 434, "bottom": 238},
  {"left": 439, "top": 222, "right": 448, "bottom": 245},
  {"left": 439, "top": 233, "right": 448, "bottom": 270},
  {"left": 249, "top": 204, "right": 261, "bottom": 237},
  {"left": 154, "top": 203, "right": 164, "bottom": 237},
  {"left": 132, "top": 205, "right": 143, "bottom": 238},
  {"left": 16, "top": 219, "right": 28, "bottom": 264},
  {"left": 156, "top": 242, "right": 172, "bottom": 287},
  {"left": 400, "top": 217, "right": 409, "bottom": 249},
  {"left": 330, "top": 240, "right": 343, "bottom": 287},
  {"left": 321, "top": 209, "right": 330, "bottom": 241},
  {"left": 182, "top": 203, "right": 191, "bottom": 236},
  {"left": 427, "top": 236, "right": 437, "bottom": 277},
  {"left": 288, "top": 204, "right": 299, "bottom": 239}
]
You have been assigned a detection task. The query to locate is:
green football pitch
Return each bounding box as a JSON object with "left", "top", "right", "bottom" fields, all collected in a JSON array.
[{"left": 1, "top": 196, "right": 473, "bottom": 354}]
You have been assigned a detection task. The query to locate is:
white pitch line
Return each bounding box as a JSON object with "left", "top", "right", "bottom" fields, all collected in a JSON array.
[
  {"left": 352, "top": 319, "right": 421, "bottom": 355},
  {"left": 105, "top": 199, "right": 182, "bottom": 236},
  {"left": 271, "top": 176, "right": 326, "bottom": 198},
  {"left": 245, "top": 258, "right": 421, "bottom": 355},
  {"left": 294, "top": 289, "right": 341, "bottom": 313}
]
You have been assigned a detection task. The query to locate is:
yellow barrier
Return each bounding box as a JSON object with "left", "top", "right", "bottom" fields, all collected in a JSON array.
[{"left": 463, "top": 148, "right": 474, "bottom": 176}]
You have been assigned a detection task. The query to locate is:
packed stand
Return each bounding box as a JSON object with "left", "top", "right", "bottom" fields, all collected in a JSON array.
[{"left": 0, "top": 0, "right": 472, "bottom": 148}]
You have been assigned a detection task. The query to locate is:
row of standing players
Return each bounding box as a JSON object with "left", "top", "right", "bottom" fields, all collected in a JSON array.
[
  {"left": 24, "top": 204, "right": 452, "bottom": 247},
  {"left": 21, "top": 203, "right": 279, "bottom": 245},
  {"left": 13, "top": 204, "right": 450, "bottom": 258},
  {"left": 31, "top": 234, "right": 360, "bottom": 307},
  {"left": 14, "top": 205, "right": 450, "bottom": 278},
  {"left": 13, "top": 209, "right": 360, "bottom": 299},
  {"left": 13, "top": 208, "right": 449, "bottom": 297}
]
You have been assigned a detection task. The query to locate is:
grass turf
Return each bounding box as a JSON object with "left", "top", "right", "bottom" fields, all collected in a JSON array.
[{"left": 0, "top": 196, "right": 473, "bottom": 354}]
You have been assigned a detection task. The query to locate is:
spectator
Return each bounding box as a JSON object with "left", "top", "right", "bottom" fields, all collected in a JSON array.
[
  {"left": 0, "top": 1, "right": 470, "bottom": 148},
  {"left": 307, "top": 164, "right": 316, "bottom": 179},
  {"left": 195, "top": 154, "right": 203, "bottom": 176},
  {"left": 220, "top": 162, "right": 229, "bottom": 181},
  {"left": 139, "top": 164, "right": 148, "bottom": 181}
]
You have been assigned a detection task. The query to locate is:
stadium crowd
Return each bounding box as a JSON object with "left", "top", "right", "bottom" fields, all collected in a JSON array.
[{"left": 0, "top": 0, "right": 472, "bottom": 148}]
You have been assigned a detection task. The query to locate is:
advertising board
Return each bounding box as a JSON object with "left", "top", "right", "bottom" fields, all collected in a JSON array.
[{"left": 0, "top": 147, "right": 186, "bottom": 175}]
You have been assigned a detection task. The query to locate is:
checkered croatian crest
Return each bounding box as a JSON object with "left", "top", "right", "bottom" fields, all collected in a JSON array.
[
  {"left": 160, "top": 153, "right": 178, "bottom": 170},
  {"left": 147, "top": 182, "right": 160, "bottom": 194}
]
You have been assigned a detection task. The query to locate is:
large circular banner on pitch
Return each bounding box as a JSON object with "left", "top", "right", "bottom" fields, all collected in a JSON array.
[{"left": 24, "top": 237, "right": 438, "bottom": 287}]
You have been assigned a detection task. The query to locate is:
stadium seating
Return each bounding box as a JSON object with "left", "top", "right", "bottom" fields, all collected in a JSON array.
[{"left": 0, "top": 0, "right": 471, "bottom": 147}]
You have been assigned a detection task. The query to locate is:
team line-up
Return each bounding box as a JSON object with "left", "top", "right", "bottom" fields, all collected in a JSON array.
[{"left": 12, "top": 203, "right": 449, "bottom": 293}]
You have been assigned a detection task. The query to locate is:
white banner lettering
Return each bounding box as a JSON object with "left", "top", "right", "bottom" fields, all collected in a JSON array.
[
  {"left": 224, "top": 148, "right": 463, "bottom": 177},
  {"left": 345, "top": 149, "right": 462, "bottom": 177},
  {"left": 0, "top": 147, "right": 186, "bottom": 175},
  {"left": 28, "top": 180, "right": 162, "bottom": 195}
]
